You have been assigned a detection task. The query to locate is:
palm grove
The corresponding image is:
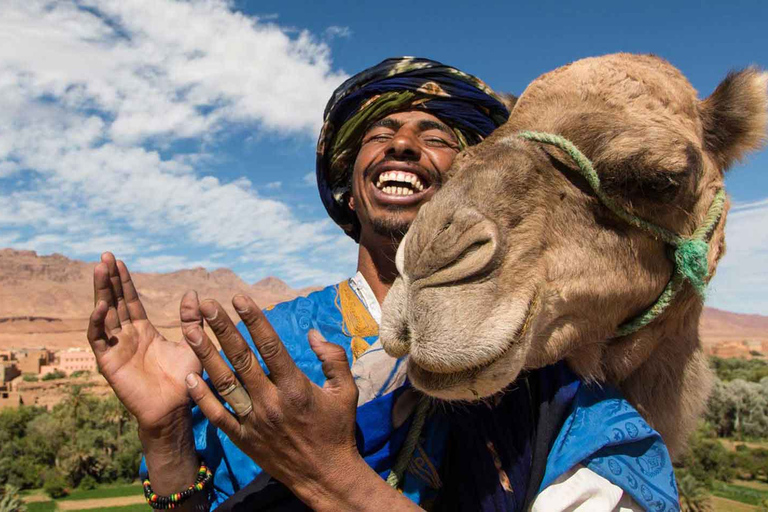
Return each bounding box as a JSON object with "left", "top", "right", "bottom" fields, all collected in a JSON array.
[{"left": 1, "top": 358, "right": 768, "bottom": 497}]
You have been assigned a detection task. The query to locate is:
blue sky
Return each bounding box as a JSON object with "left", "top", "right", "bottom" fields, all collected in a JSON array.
[{"left": 0, "top": 0, "right": 766, "bottom": 313}]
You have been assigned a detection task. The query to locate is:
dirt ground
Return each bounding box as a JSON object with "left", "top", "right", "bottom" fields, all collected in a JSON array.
[
  {"left": 55, "top": 495, "right": 146, "bottom": 510},
  {"left": 712, "top": 496, "right": 759, "bottom": 511}
]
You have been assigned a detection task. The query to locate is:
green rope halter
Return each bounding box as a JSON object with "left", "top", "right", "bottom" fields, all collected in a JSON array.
[{"left": 517, "top": 131, "right": 727, "bottom": 338}]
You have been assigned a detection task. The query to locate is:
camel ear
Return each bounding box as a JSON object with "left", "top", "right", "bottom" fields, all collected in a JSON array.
[{"left": 700, "top": 68, "right": 768, "bottom": 170}]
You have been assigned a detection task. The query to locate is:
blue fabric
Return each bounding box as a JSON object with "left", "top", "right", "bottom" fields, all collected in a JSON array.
[
  {"left": 140, "top": 285, "right": 680, "bottom": 511},
  {"left": 187, "top": 284, "right": 388, "bottom": 509},
  {"left": 541, "top": 383, "right": 680, "bottom": 511}
]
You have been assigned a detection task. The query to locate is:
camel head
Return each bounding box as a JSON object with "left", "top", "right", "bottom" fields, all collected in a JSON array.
[{"left": 380, "top": 54, "right": 767, "bottom": 455}]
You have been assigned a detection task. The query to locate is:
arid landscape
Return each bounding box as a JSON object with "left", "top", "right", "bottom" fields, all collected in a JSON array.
[
  {"left": 1, "top": 248, "right": 766, "bottom": 354},
  {"left": 0, "top": 249, "right": 318, "bottom": 351}
]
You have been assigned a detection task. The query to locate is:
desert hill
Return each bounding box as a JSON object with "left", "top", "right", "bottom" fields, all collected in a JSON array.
[
  {"left": 0, "top": 249, "right": 318, "bottom": 350},
  {"left": 0, "top": 248, "right": 766, "bottom": 352}
]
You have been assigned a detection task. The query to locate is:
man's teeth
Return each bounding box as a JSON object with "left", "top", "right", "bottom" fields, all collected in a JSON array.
[
  {"left": 375, "top": 171, "right": 426, "bottom": 194},
  {"left": 381, "top": 186, "right": 414, "bottom": 196}
]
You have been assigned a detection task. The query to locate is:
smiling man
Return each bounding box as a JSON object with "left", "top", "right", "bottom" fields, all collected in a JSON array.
[{"left": 88, "top": 57, "right": 512, "bottom": 511}]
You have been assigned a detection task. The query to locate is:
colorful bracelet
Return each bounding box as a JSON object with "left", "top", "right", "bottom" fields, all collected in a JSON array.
[{"left": 143, "top": 462, "right": 213, "bottom": 509}]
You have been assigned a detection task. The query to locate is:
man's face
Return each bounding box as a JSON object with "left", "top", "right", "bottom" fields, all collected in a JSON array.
[{"left": 349, "top": 110, "right": 460, "bottom": 239}]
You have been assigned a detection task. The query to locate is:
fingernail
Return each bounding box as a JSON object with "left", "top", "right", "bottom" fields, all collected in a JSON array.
[
  {"left": 233, "top": 295, "right": 249, "bottom": 313},
  {"left": 185, "top": 374, "right": 198, "bottom": 388},
  {"left": 308, "top": 330, "right": 327, "bottom": 345},
  {"left": 187, "top": 328, "right": 203, "bottom": 345},
  {"left": 201, "top": 302, "right": 218, "bottom": 321}
]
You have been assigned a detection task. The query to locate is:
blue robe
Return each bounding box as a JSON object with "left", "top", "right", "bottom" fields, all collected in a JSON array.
[{"left": 142, "top": 282, "right": 679, "bottom": 511}]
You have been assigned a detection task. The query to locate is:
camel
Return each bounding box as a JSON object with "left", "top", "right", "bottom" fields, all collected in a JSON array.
[{"left": 380, "top": 53, "right": 767, "bottom": 458}]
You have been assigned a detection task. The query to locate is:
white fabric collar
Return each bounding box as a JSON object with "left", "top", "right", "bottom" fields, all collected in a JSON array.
[{"left": 348, "top": 271, "right": 382, "bottom": 325}]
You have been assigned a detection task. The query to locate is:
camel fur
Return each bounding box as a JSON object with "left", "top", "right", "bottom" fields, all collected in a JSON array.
[{"left": 380, "top": 53, "right": 768, "bottom": 458}]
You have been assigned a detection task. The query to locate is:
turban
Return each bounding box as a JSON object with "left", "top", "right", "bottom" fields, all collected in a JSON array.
[{"left": 316, "top": 57, "right": 511, "bottom": 241}]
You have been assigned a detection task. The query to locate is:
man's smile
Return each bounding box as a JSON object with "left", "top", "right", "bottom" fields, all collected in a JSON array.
[{"left": 367, "top": 161, "right": 437, "bottom": 206}]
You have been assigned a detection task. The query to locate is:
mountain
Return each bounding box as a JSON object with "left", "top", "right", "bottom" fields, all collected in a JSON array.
[
  {"left": 0, "top": 249, "right": 315, "bottom": 350},
  {"left": 0, "top": 248, "right": 766, "bottom": 353},
  {"left": 699, "top": 307, "right": 768, "bottom": 346}
]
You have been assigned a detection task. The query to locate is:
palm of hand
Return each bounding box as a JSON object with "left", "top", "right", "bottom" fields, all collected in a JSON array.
[
  {"left": 87, "top": 254, "right": 202, "bottom": 431},
  {"left": 106, "top": 323, "right": 201, "bottom": 428}
]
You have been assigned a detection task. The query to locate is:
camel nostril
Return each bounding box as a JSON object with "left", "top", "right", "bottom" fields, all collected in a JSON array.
[{"left": 412, "top": 215, "right": 501, "bottom": 286}]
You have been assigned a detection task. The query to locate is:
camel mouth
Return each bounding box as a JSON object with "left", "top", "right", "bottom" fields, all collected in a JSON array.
[
  {"left": 403, "top": 291, "right": 540, "bottom": 400},
  {"left": 407, "top": 333, "right": 522, "bottom": 400}
]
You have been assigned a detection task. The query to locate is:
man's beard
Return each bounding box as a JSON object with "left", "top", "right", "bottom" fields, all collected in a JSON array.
[{"left": 369, "top": 206, "right": 412, "bottom": 239}]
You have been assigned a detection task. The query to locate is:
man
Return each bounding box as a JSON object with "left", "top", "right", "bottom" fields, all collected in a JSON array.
[{"left": 88, "top": 58, "right": 675, "bottom": 511}]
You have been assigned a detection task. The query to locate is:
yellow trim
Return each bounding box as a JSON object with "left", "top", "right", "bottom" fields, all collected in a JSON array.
[{"left": 335, "top": 280, "right": 379, "bottom": 360}]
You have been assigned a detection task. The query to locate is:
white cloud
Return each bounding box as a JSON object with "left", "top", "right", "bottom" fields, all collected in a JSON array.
[
  {"left": 0, "top": 0, "right": 356, "bottom": 285},
  {"left": 264, "top": 181, "right": 282, "bottom": 190},
  {"left": 324, "top": 26, "right": 352, "bottom": 40},
  {"left": 707, "top": 197, "right": 768, "bottom": 314},
  {"left": 303, "top": 172, "right": 316, "bottom": 187}
]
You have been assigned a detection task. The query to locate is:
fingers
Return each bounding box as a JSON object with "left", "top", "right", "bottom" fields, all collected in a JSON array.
[
  {"left": 116, "top": 260, "right": 147, "bottom": 321},
  {"left": 102, "top": 252, "right": 130, "bottom": 325},
  {"left": 198, "top": 298, "right": 269, "bottom": 394},
  {"left": 185, "top": 374, "right": 241, "bottom": 436},
  {"left": 308, "top": 330, "right": 356, "bottom": 395},
  {"left": 86, "top": 300, "right": 110, "bottom": 355},
  {"left": 180, "top": 290, "right": 204, "bottom": 334},
  {"left": 93, "top": 260, "right": 121, "bottom": 335},
  {"left": 232, "top": 295, "right": 301, "bottom": 386}
]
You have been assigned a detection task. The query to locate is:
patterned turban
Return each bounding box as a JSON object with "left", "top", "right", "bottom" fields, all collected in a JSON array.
[{"left": 316, "top": 57, "right": 511, "bottom": 241}]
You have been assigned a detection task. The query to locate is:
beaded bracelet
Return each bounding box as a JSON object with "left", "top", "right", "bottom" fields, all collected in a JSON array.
[{"left": 143, "top": 462, "right": 213, "bottom": 509}]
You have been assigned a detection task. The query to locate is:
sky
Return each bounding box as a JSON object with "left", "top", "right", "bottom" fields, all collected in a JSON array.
[{"left": 0, "top": 0, "right": 766, "bottom": 314}]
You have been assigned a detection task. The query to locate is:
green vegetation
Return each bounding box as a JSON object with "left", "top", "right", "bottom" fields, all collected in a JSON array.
[
  {"left": 69, "top": 505, "right": 147, "bottom": 512},
  {"left": 0, "top": 484, "right": 27, "bottom": 512},
  {"left": 42, "top": 472, "right": 67, "bottom": 499},
  {"left": 41, "top": 370, "right": 66, "bottom": 382},
  {"left": 711, "top": 480, "right": 768, "bottom": 506},
  {"left": 69, "top": 371, "right": 91, "bottom": 379},
  {"left": 0, "top": 386, "right": 141, "bottom": 492},
  {"left": 711, "top": 357, "right": 768, "bottom": 383},
  {"left": 24, "top": 503, "right": 54, "bottom": 512},
  {"left": 59, "top": 483, "right": 142, "bottom": 501},
  {"left": 674, "top": 357, "right": 768, "bottom": 508},
  {"left": 21, "top": 375, "right": 37, "bottom": 383}
]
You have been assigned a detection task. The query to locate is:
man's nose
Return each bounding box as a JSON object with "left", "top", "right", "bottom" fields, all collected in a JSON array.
[{"left": 386, "top": 130, "right": 421, "bottom": 160}]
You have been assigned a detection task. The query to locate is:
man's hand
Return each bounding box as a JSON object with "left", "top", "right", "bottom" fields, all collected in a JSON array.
[
  {"left": 86, "top": 252, "right": 203, "bottom": 500},
  {"left": 182, "top": 294, "right": 421, "bottom": 511},
  {"left": 87, "top": 252, "right": 202, "bottom": 430}
]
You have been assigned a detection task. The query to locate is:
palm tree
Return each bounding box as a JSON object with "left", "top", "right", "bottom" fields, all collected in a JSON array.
[
  {"left": 677, "top": 472, "right": 713, "bottom": 512},
  {"left": 0, "top": 484, "right": 27, "bottom": 512},
  {"left": 63, "top": 385, "right": 86, "bottom": 445}
]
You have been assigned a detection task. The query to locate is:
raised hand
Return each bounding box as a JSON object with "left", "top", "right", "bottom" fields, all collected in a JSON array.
[
  {"left": 86, "top": 252, "right": 202, "bottom": 431},
  {"left": 180, "top": 294, "right": 422, "bottom": 511}
]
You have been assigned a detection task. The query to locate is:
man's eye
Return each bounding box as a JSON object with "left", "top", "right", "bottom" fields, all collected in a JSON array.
[
  {"left": 424, "top": 137, "right": 456, "bottom": 149},
  {"left": 365, "top": 134, "right": 392, "bottom": 143}
]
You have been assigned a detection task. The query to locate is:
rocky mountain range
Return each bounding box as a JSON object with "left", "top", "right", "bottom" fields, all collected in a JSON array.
[{"left": 0, "top": 249, "right": 317, "bottom": 350}]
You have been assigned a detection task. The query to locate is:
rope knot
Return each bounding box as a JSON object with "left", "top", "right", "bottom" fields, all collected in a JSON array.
[{"left": 674, "top": 238, "right": 710, "bottom": 298}]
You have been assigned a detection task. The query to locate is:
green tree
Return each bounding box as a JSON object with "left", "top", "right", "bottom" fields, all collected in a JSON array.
[
  {"left": 678, "top": 428, "right": 735, "bottom": 486},
  {"left": 677, "top": 471, "right": 713, "bottom": 512},
  {"left": 0, "top": 485, "right": 26, "bottom": 512},
  {"left": 42, "top": 471, "right": 68, "bottom": 499},
  {"left": 41, "top": 370, "right": 66, "bottom": 381}
]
